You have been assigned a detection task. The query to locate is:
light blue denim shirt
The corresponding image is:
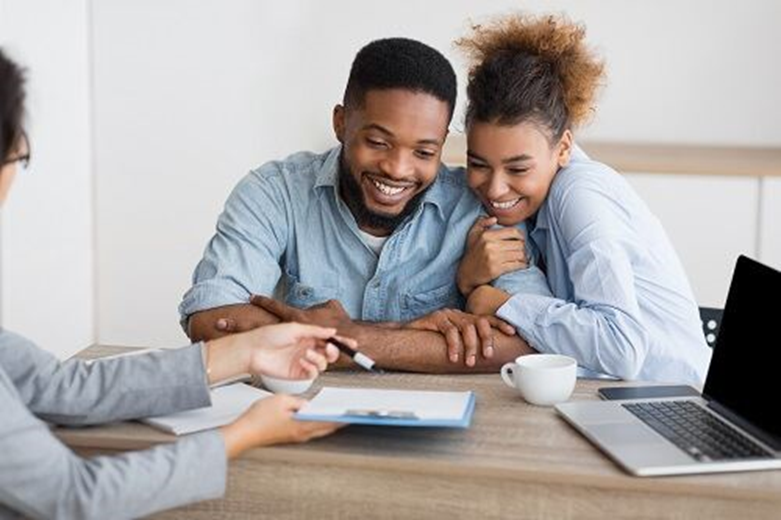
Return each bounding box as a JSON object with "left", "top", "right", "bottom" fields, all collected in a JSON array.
[
  {"left": 180, "top": 146, "right": 544, "bottom": 327},
  {"left": 496, "top": 145, "right": 712, "bottom": 386}
]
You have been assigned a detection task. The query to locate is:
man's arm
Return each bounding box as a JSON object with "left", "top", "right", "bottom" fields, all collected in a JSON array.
[
  {"left": 187, "top": 304, "right": 281, "bottom": 342},
  {"left": 248, "top": 296, "right": 535, "bottom": 373},
  {"left": 179, "top": 167, "right": 290, "bottom": 337},
  {"left": 338, "top": 321, "right": 535, "bottom": 373}
]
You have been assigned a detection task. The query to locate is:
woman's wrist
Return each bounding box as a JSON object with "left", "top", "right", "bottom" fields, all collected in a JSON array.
[
  {"left": 205, "top": 333, "right": 253, "bottom": 385},
  {"left": 221, "top": 421, "right": 251, "bottom": 459},
  {"left": 457, "top": 268, "right": 476, "bottom": 297}
]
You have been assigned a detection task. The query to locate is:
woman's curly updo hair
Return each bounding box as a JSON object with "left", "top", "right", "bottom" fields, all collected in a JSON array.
[{"left": 457, "top": 13, "right": 605, "bottom": 142}]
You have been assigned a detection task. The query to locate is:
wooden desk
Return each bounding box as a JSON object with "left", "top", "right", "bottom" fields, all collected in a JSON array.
[{"left": 56, "top": 346, "right": 781, "bottom": 519}]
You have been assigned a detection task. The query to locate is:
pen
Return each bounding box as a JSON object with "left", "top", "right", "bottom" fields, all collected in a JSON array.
[{"left": 327, "top": 337, "right": 382, "bottom": 373}]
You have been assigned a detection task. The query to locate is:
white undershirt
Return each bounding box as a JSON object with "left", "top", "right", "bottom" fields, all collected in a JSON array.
[{"left": 359, "top": 230, "right": 389, "bottom": 256}]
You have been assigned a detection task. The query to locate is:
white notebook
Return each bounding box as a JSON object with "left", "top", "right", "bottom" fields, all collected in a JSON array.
[{"left": 142, "top": 383, "right": 272, "bottom": 435}]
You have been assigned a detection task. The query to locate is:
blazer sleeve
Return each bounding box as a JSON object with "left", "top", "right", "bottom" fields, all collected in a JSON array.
[
  {"left": 0, "top": 330, "right": 212, "bottom": 425},
  {"left": 0, "top": 366, "right": 226, "bottom": 519}
]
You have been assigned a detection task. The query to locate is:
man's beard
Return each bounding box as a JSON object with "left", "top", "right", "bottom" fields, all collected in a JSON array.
[{"left": 338, "top": 152, "right": 429, "bottom": 235}]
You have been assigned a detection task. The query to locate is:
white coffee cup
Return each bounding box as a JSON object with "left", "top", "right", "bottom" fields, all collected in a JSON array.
[
  {"left": 259, "top": 374, "right": 315, "bottom": 395},
  {"left": 500, "top": 354, "right": 577, "bottom": 406}
]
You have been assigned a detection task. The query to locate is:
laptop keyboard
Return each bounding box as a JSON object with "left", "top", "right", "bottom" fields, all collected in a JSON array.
[{"left": 623, "top": 400, "right": 773, "bottom": 462}]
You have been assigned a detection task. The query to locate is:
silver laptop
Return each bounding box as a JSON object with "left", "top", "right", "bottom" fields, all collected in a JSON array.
[{"left": 556, "top": 255, "right": 781, "bottom": 476}]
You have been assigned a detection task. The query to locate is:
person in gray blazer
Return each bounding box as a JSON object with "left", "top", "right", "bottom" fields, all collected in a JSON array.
[{"left": 0, "top": 49, "right": 345, "bottom": 519}]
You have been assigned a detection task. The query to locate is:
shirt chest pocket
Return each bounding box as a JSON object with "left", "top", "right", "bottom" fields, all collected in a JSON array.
[
  {"left": 284, "top": 271, "right": 341, "bottom": 309},
  {"left": 401, "top": 282, "right": 462, "bottom": 321}
]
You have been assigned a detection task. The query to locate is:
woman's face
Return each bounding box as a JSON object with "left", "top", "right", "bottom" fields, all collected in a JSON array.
[
  {"left": 0, "top": 160, "right": 19, "bottom": 205},
  {"left": 466, "top": 120, "right": 572, "bottom": 226},
  {"left": 0, "top": 134, "right": 29, "bottom": 205}
]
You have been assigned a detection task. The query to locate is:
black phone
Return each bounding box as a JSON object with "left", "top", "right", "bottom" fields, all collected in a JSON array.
[{"left": 597, "top": 385, "right": 700, "bottom": 400}]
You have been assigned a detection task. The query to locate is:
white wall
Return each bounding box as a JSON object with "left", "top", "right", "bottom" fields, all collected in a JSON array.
[
  {"left": 90, "top": 0, "right": 781, "bottom": 347},
  {"left": 0, "top": 0, "right": 94, "bottom": 359},
  {"left": 760, "top": 178, "right": 781, "bottom": 269}
]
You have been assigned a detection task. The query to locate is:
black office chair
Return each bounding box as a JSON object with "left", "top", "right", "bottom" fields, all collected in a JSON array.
[{"left": 698, "top": 307, "right": 724, "bottom": 348}]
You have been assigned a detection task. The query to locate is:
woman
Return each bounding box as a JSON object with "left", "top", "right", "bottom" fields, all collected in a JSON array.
[
  {"left": 451, "top": 14, "right": 711, "bottom": 384},
  {"left": 0, "top": 49, "right": 348, "bottom": 519}
]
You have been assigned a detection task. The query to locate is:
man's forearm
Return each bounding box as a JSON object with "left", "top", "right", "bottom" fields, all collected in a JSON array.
[
  {"left": 187, "top": 304, "right": 280, "bottom": 342},
  {"left": 340, "top": 322, "right": 535, "bottom": 373}
]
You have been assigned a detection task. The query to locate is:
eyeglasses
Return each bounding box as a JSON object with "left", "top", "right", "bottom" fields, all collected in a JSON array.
[{"left": 1, "top": 131, "right": 31, "bottom": 169}]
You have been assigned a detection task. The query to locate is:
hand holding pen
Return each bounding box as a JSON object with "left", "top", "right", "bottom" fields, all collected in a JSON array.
[{"left": 328, "top": 337, "right": 383, "bottom": 374}]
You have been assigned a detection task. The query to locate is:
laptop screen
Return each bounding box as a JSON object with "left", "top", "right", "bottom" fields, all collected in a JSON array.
[{"left": 703, "top": 255, "right": 781, "bottom": 444}]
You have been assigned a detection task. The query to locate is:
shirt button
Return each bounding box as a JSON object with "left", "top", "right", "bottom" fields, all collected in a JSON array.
[{"left": 372, "top": 280, "right": 381, "bottom": 289}]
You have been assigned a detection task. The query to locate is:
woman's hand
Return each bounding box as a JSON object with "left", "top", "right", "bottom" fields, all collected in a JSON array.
[
  {"left": 457, "top": 217, "right": 528, "bottom": 296},
  {"left": 205, "top": 322, "right": 344, "bottom": 384},
  {"left": 408, "top": 308, "right": 515, "bottom": 367},
  {"left": 221, "top": 395, "right": 343, "bottom": 458},
  {"left": 245, "top": 323, "right": 350, "bottom": 379}
]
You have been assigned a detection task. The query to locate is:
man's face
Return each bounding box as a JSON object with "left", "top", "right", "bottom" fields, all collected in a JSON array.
[{"left": 333, "top": 89, "right": 450, "bottom": 236}]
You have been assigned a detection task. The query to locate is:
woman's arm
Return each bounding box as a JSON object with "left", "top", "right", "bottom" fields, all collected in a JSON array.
[
  {"left": 494, "top": 183, "right": 650, "bottom": 380},
  {"left": 465, "top": 285, "right": 512, "bottom": 316},
  {"left": 0, "top": 369, "right": 225, "bottom": 520},
  {"left": 0, "top": 323, "right": 341, "bottom": 426},
  {"left": 0, "top": 330, "right": 213, "bottom": 425}
]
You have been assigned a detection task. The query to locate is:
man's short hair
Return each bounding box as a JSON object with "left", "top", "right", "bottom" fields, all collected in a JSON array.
[{"left": 343, "top": 38, "right": 457, "bottom": 122}]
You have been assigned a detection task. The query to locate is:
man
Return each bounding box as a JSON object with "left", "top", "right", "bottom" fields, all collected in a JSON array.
[{"left": 181, "top": 38, "right": 536, "bottom": 372}]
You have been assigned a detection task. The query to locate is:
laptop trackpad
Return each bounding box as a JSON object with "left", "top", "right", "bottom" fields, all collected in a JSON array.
[{"left": 589, "top": 423, "right": 664, "bottom": 445}]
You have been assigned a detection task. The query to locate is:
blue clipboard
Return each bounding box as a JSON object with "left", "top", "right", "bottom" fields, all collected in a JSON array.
[{"left": 295, "top": 388, "right": 476, "bottom": 428}]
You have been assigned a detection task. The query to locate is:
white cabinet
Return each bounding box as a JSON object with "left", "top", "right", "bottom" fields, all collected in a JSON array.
[
  {"left": 624, "top": 173, "right": 760, "bottom": 308},
  {"left": 760, "top": 178, "right": 781, "bottom": 270}
]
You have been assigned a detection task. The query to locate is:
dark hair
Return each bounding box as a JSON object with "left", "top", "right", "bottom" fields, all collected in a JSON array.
[
  {"left": 458, "top": 14, "right": 605, "bottom": 141},
  {"left": 0, "top": 48, "right": 27, "bottom": 161},
  {"left": 343, "top": 37, "right": 458, "bottom": 121}
]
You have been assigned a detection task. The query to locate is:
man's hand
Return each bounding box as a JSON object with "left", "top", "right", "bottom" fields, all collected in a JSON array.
[
  {"left": 408, "top": 309, "right": 516, "bottom": 367},
  {"left": 250, "top": 295, "right": 353, "bottom": 329},
  {"left": 457, "top": 217, "right": 528, "bottom": 296}
]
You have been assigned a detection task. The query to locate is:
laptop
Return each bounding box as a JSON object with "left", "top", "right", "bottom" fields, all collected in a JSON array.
[{"left": 556, "top": 255, "right": 781, "bottom": 476}]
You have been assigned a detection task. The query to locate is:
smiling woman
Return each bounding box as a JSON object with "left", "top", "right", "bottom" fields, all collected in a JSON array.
[{"left": 452, "top": 13, "right": 713, "bottom": 385}]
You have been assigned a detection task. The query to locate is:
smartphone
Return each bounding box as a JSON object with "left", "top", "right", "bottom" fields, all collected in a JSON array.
[{"left": 597, "top": 385, "right": 700, "bottom": 400}]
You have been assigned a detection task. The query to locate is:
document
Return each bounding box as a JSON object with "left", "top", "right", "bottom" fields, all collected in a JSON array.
[
  {"left": 142, "top": 383, "right": 271, "bottom": 435},
  {"left": 295, "top": 387, "right": 476, "bottom": 428}
]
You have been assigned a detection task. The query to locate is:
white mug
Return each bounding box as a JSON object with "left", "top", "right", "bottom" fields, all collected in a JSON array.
[
  {"left": 500, "top": 354, "right": 577, "bottom": 406},
  {"left": 259, "top": 374, "right": 315, "bottom": 395}
]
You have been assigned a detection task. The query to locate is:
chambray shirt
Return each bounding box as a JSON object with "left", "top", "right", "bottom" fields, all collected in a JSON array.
[
  {"left": 496, "top": 145, "right": 712, "bottom": 385},
  {"left": 180, "top": 146, "right": 542, "bottom": 326}
]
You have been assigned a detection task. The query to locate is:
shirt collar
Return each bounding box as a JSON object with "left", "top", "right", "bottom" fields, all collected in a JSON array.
[
  {"left": 313, "top": 146, "right": 341, "bottom": 190},
  {"left": 314, "top": 145, "right": 447, "bottom": 220}
]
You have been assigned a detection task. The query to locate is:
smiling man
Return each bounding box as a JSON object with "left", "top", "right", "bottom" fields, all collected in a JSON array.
[{"left": 180, "top": 38, "right": 539, "bottom": 372}]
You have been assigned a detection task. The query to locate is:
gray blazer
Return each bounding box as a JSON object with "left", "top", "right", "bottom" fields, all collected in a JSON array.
[{"left": 0, "top": 329, "right": 226, "bottom": 519}]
